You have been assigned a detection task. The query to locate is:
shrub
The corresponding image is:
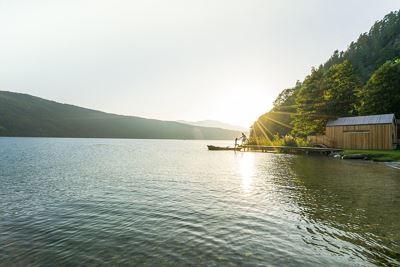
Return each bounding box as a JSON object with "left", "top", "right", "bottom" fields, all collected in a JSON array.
[{"left": 247, "top": 134, "right": 310, "bottom": 147}]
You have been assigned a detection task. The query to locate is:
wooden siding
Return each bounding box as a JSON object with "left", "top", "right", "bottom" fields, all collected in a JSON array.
[
  {"left": 325, "top": 123, "right": 395, "bottom": 150},
  {"left": 397, "top": 122, "right": 400, "bottom": 144}
]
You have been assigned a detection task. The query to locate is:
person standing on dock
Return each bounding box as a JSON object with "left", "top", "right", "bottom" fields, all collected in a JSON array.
[
  {"left": 234, "top": 133, "right": 247, "bottom": 147},
  {"left": 240, "top": 133, "right": 247, "bottom": 145}
]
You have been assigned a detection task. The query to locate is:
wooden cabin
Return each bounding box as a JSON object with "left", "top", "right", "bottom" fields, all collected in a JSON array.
[{"left": 309, "top": 114, "right": 398, "bottom": 150}]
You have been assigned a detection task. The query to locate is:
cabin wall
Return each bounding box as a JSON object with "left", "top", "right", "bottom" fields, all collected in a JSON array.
[
  {"left": 326, "top": 124, "right": 395, "bottom": 150},
  {"left": 397, "top": 122, "right": 400, "bottom": 145}
]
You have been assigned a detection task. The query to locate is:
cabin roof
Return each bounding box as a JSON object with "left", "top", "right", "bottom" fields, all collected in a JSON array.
[{"left": 326, "top": 114, "right": 395, "bottom": 127}]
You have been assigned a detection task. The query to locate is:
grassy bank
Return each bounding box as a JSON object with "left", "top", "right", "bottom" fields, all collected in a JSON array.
[{"left": 341, "top": 149, "right": 400, "bottom": 162}]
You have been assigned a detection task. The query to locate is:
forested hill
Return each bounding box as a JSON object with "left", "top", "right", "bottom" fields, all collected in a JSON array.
[
  {"left": 251, "top": 10, "right": 400, "bottom": 141},
  {"left": 0, "top": 91, "right": 240, "bottom": 140}
]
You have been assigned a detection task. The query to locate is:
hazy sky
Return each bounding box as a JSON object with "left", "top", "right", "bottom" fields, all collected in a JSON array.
[{"left": 0, "top": 1, "right": 399, "bottom": 127}]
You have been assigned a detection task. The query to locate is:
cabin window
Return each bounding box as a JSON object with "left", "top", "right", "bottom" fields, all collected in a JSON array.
[
  {"left": 343, "top": 125, "right": 370, "bottom": 133},
  {"left": 343, "top": 131, "right": 370, "bottom": 134}
]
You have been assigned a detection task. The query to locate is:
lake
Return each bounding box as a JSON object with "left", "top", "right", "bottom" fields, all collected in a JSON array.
[{"left": 0, "top": 138, "right": 399, "bottom": 266}]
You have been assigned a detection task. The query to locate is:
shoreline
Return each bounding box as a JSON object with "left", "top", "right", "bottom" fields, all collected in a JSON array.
[{"left": 341, "top": 149, "right": 400, "bottom": 162}]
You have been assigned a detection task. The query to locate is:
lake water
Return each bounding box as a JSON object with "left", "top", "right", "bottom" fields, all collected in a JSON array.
[{"left": 0, "top": 138, "right": 399, "bottom": 266}]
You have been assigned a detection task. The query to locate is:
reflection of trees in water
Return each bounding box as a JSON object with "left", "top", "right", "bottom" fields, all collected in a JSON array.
[{"left": 289, "top": 156, "right": 400, "bottom": 265}]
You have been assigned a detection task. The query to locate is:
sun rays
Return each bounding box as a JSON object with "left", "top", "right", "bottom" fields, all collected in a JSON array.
[{"left": 250, "top": 106, "right": 338, "bottom": 144}]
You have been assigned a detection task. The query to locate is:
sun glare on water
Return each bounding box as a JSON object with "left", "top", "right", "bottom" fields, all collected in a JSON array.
[{"left": 238, "top": 153, "right": 255, "bottom": 193}]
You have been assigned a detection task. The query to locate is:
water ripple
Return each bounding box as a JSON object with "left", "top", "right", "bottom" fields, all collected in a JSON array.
[{"left": 0, "top": 138, "right": 399, "bottom": 266}]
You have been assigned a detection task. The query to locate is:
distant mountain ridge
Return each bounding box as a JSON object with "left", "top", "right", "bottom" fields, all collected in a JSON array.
[
  {"left": 0, "top": 91, "right": 240, "bottom": 140},
  {"left": 177, "top": 120, "right": 248, "bottom": 133}
]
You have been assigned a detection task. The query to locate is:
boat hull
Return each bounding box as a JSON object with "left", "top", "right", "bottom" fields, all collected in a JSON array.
[{"left": 207, "top": 145, "right": 240, "bottom": 151}]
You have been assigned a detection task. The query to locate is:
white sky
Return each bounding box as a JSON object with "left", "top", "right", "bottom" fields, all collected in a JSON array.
[{"left": 0, "top": 0, "right": 399, "bottom": 127}]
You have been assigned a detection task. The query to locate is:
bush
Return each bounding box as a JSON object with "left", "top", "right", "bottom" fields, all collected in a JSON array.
[{"left": 247, "top": 134, "right": 310, "bottom": 147}]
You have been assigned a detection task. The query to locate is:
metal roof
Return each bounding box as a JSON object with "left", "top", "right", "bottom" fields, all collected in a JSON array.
[{"left": 326, "top": 114, "right": 395, "bottom": 127}]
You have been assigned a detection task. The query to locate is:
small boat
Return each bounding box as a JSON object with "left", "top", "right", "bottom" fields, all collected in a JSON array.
[
  {"left": 342, "top": 154, "right": 368, "bottom": 160},
  {"left": 207, "top": 145, "right": 241, "bottom": 151}
]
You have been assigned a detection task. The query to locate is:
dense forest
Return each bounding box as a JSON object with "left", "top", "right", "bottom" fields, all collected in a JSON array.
[
  {"left": 0, "top": 91, "right": 240, "bottom": 140},
  {"left": 251, "top": 10, "right": 400, "bottom": 141}
]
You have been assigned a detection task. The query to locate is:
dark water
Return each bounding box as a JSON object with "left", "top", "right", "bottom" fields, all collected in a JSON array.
[{"left": 0, "top": 138, "right": 399, "bottom": 266}]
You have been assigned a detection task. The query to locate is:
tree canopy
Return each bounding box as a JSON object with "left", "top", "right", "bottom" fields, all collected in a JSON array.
[
  {"left": 358, "top": 58, "right": 400, "bottom": 117},
  {"left": 251, "top": 9, "right": 400, "bottom": 141}
]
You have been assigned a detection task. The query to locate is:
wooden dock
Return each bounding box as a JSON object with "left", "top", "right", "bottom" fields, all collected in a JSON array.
[
  {"left": 208, "top": 145, "right": 342, "bottom": 155},
  {"left": 241, "top": 145, "right": 342, "bottom": 155}
]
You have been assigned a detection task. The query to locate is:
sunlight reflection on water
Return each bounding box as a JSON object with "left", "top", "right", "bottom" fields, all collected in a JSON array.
[{"left": 238, "top": 153, "right": 255, "bottom": 193}]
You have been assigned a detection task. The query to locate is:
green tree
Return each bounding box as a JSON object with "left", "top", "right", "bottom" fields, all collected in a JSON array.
[
  {"left": 358, "top": 58, "right": 400, "bottom": 117},
  {"left": 292, "top": 67, "right": 326, "bottom": 137},
  {"left": 324, "top": 10, "right": 400, "bottom": 83},
  {"left": 322, "top": 60, "right": 360, "bottom": 117},
  {"left": 272, "top": 86, "right": 297, "bottom": 110},
  {"left": 250, "top": 82, "right": 300, "bottom": 141}
]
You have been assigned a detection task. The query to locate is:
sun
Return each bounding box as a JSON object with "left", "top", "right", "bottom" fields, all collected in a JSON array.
[{"left": 211, "top": 90, "right": 274, "bottom": 128}]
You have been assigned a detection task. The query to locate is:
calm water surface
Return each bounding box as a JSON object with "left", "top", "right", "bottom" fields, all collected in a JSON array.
[{"left": 0, "top": 138, "right": 399, "bottom": 266}]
